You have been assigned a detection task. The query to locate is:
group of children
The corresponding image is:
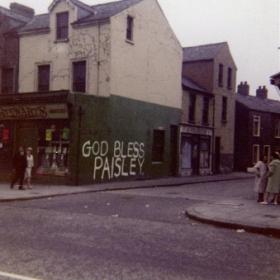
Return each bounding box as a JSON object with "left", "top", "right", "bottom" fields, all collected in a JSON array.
[
  {"left": 250, "top": 152, "right": 280, "bottom": 205},
  {"left": 10, "top": 146, "right": 34, "bottom": 190}
]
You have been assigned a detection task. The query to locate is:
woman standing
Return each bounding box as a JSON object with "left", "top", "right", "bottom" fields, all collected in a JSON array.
[
  {"left": 250, "top": 156, "right": 269, "bottom": 203},
  {"left": 25, "top": 147, "right": 34, "bottom": 189},
  {"left": 261, "top": 152, "right": 280, "bottom": 205}
]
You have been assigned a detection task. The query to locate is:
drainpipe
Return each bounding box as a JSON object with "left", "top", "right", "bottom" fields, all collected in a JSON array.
[
  {"left": 75, "top": 106, "right": 82, "bottom": 185},
  {"left": 97, "top": 22, "right": 101, "bottom": 96}
]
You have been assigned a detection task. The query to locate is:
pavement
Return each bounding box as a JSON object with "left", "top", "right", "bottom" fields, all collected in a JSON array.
[{"left": 1, "top": 172, "right": 280, "bottom": 238}]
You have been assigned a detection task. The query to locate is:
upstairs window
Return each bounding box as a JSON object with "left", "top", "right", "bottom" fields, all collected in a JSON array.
[
  {"left": 188, "top": 94, "right": 196, "bottom": 123},
  {"left": 221, "top": 96, "right": 227, "bottom": 122},
  {"left": 218, "top": 64, "right": 223, "bottom": 87},
  {"left": 73, "top": 61, "right": 86, "bottom": 93},
  {"left": 253, "top": 115, "right": 261, "bottom": 137},
  {"left": 227, "top": 67, "right": 232, "bottom": 89},
  {"left": 38, "top": 65, "right": 50, "bottom": 92},
  {"left": 202, "top": 96, "right": 210, "bottom": 125},
  {"left": 126, "top": 15, "right": 134, "bottom": 41},
  {"left": 1, "top": 68, "right": 14, "bottom": 94},
  {"left": 152, "top": 129, "right": 165, "bottom": 162},
  {"left": 275, "top": 119, "right": 280, "bottom": 138},
  {"left": 56, "top": 12, "right": 69, "bottom": 40}
]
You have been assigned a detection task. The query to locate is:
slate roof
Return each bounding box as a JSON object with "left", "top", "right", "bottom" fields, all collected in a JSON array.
[
  {"left": 236, "top": 93, "right": 280, "bottom": 114},
  {"left": 183, "top": 42, "right": 228, "bottom": 62},
  {"left": 182, "top": 76, "right": 212, "bottom": 96},
  {"left": 0, "top": 6, "right": 31, "bottom": 25},
  {"left": 20, "top": 0, "right": 143, "bottom": 33}
]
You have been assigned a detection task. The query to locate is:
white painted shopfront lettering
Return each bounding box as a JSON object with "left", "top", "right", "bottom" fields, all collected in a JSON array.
[{"left": 82, "top": 140, "right": 145, "bottom": 180}]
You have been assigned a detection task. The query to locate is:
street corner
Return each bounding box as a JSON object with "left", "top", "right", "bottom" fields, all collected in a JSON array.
[{"left": 185, "top": 199, "right": 280, "bottom": 238}]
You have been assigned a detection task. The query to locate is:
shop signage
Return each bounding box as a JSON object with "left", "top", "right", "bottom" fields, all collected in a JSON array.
[
  {"left": 181, "top": 126, "right": 213, "bottom": 136},
  {"left": 0, "top": 104, "right": 68, "bottom": 120}
]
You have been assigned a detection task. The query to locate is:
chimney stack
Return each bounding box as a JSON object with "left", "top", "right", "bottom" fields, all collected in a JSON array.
[
  {"left": 10, "top": 3, "right": 34, "bottom": 19},
  {"left": 237, "top": 81, "right": 249, "bottom": 96},
  {"left": 256, "top": 86, "right": 268, "bottom": 99}
]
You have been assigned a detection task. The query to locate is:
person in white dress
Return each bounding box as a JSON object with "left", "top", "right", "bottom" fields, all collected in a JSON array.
[{"left": 25, "top": 147, "right": 34, "bottom": 189}]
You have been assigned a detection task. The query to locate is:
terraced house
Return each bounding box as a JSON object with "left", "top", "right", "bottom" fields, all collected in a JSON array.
[
  {"left": 0, "top": 0, "right": 182, "bottom": 184},
  {"left": 180, "top": 42, "right": 237, "bottom": 175}
]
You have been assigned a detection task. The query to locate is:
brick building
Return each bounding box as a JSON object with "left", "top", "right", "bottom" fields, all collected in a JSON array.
[
  {"left": 235, "top": 82, "right": 280, "bottom": 171},
  {"left": 181, "top": 42, "right": 237, "bottom": 174}
]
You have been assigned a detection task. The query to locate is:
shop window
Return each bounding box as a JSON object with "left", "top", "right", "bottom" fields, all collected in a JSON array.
[
  {"left": 126, "top": 15, "right": 134, "bottom": 41},
  {"left": 188, "top": 94, "right": 196, "bottom": 123},
  {"left": 218, "top": 64, "right": 223, "bottom": 87},
  {"left": 253, "top": 115, "right": 261, "bottom": 137},
  {"left": 37, "top": 125, "right": 70, "bottom": 176},
  {"left": 1, "top": 68, "right": 14, "bottom": 94},
  {"left": 38, "top": 65, "right": 50, "bottom": 92},
  {"left": 73, "top": 61, "right": 86, "bottom": 92},
  {"left": 181, "top": 136, "right": 192, "bottom": 169},
  {"left": 200, "top": 137, "right": 210, "bottom": 168},
  {"left": 56, "top": 12, "right": 69, "bottom": 40},
  {"left": 152, "top": 129, "right": 165, "bottom": 162}
]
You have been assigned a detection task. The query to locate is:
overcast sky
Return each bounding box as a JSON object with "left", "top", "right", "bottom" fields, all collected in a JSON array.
[{"left": 1, "top": 0, "right": 279, "bottom": 99}]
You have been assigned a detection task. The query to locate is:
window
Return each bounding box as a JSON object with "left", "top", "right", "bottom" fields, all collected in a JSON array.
[
  {"left": 252, "top": 144, "right": 260, "bottom": 164},
  {"left": 202, "top": 96, "right": 209, "bottom": 125},
  {"left": 73, "top": 61, "right": 86, "bottom": 92},
  {"left": 188, "top": 94, "right": 196, "bottom": 123},
  {"left": 221, "top": 96, "right": 227, "bottom": 122},
  {"left": 218, "top": 64, "right": 223, "bottom": 87},
  {"left": 275, "top": 119, "right": 280, "bottom": 138},
  {"left": 200, "top": 137, "right": 210, "bottom": 168},
  {"left": 126, "top": 15, "right": 134, "bottom": 41},
  {"left": 1, "top": 68, "right": 14, "bottom": 94},
  {"left": 56, "top": 12, "right": 69, "bottom": 40},
  {"left": 264, "top": 145, "right": 271, "bottom": 163},
  {"left": 253, "top": 115, "right": 261, "bottom": 137},
  {"left": 38, "top": 65, "right": 50, "bottom": 92},
  {"left": 152, "top": 129, "right": 165, "bottom": 162},
  {"left": 227, "top": 67, "right": 232, "bottom": 89}
]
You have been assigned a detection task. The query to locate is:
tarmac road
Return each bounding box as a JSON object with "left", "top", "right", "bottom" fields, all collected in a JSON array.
[{"left": 0, "top": 179, "right": 279, "bottom": 280}]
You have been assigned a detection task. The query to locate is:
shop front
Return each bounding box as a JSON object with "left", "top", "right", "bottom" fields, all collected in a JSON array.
[
  {"left": 0, "top": 92, "right": 71, "bottom": 183},
  {"left": 180, "top": 125, "right": 213, "bottom": 176}
]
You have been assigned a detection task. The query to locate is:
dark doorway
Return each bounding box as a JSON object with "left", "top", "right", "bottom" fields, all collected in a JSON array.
[
  {"left": 170, "top": 125, "right": 178, "bottom": 176},
  {"left": 214, "top": 137, "right": 221, "bottom": 174}
]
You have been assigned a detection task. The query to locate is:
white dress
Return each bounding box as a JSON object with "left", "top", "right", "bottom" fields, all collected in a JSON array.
[{"left": 25, "top": 154, "right": 34, "bottom": 178}]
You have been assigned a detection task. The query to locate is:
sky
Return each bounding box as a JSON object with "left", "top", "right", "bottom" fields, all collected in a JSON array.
[{"left": 1, "top": 0, "right": 279, "bottom": 99}]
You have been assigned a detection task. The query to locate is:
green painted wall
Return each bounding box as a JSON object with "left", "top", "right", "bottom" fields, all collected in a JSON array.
[{"left": 67, "top": 94, "right": 181, "bottom": 185}]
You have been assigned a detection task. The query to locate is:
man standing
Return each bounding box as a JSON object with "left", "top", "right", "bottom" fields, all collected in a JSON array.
[{"left": 10, "top": 146, "right": 27, "bottom": 190}]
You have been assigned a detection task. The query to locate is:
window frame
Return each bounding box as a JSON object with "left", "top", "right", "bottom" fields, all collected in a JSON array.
[
  {"left": 126, "top": 15, "right": 134, "bottom": 42},
  {"left": 274, "top": 119, "right": 280, "bottom": 138},
  {"left": 227, "top": 67, "right": 232, "bottom": 90},
  {"left": 202, "top": 96, "right": 210, "bottom": 125},
  {"left": 218, "top": 64, "right": 224, "bottom": 87},
  {"left": 1, "top": 67, "right": 14, "bottom": 94},
  {"left": 252, "top": 144, "right": 260, "bottom": 164},
  {"left": 221, "top": 96, "right": 227, "bottom": 122},
  {"left": 72, "top": 60, "right": 86, "bottom": 93},
  {"left": 263, "top": 145, "right": 271, "bottom": 163},
  {"left": 56, "top": 11, "right": 69, "bottom": 41},
  {"left": 253, "top": 115, "right": 261, "bottom": 137},
  {"left": 37, "top": 64, "right": 50, "bottom": 92},
  {"left": 152, "top": 129, "right": 165, "bottom": 163},
  {"left": 188, "top": 93, "right": 196, "bottom": 123}
]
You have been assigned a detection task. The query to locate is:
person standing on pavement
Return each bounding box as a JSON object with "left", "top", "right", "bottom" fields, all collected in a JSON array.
[
  {"left": 10, "top": 146, "right": 27, "bottom": 190},
  {"left": 25, "top": 147, "right": 34, "bottom": 189},
  {"left": 261, "top": 152, "right": 280, "bottom": 205},
  {"left": 250, "top": 155, "right": 269, "bottom": 203}
]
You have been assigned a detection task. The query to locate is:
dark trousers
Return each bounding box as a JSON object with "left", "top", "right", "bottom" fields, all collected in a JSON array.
[{"left": 10, "top": 169, "right": 25, "bottom": 188}]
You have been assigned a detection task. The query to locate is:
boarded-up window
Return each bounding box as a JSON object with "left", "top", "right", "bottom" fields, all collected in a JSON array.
[
  {"left": 1, "top": 68, "right": 14, "bottom": 94},
  {"left": 38, "top": 65, "right": 50, "bottom": 92},
  {"left": 73, "top": 61, "right": 86, "bottom": 93},
  {"left": 152, "top": 129, "right": 165, "bottom": 162}
]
